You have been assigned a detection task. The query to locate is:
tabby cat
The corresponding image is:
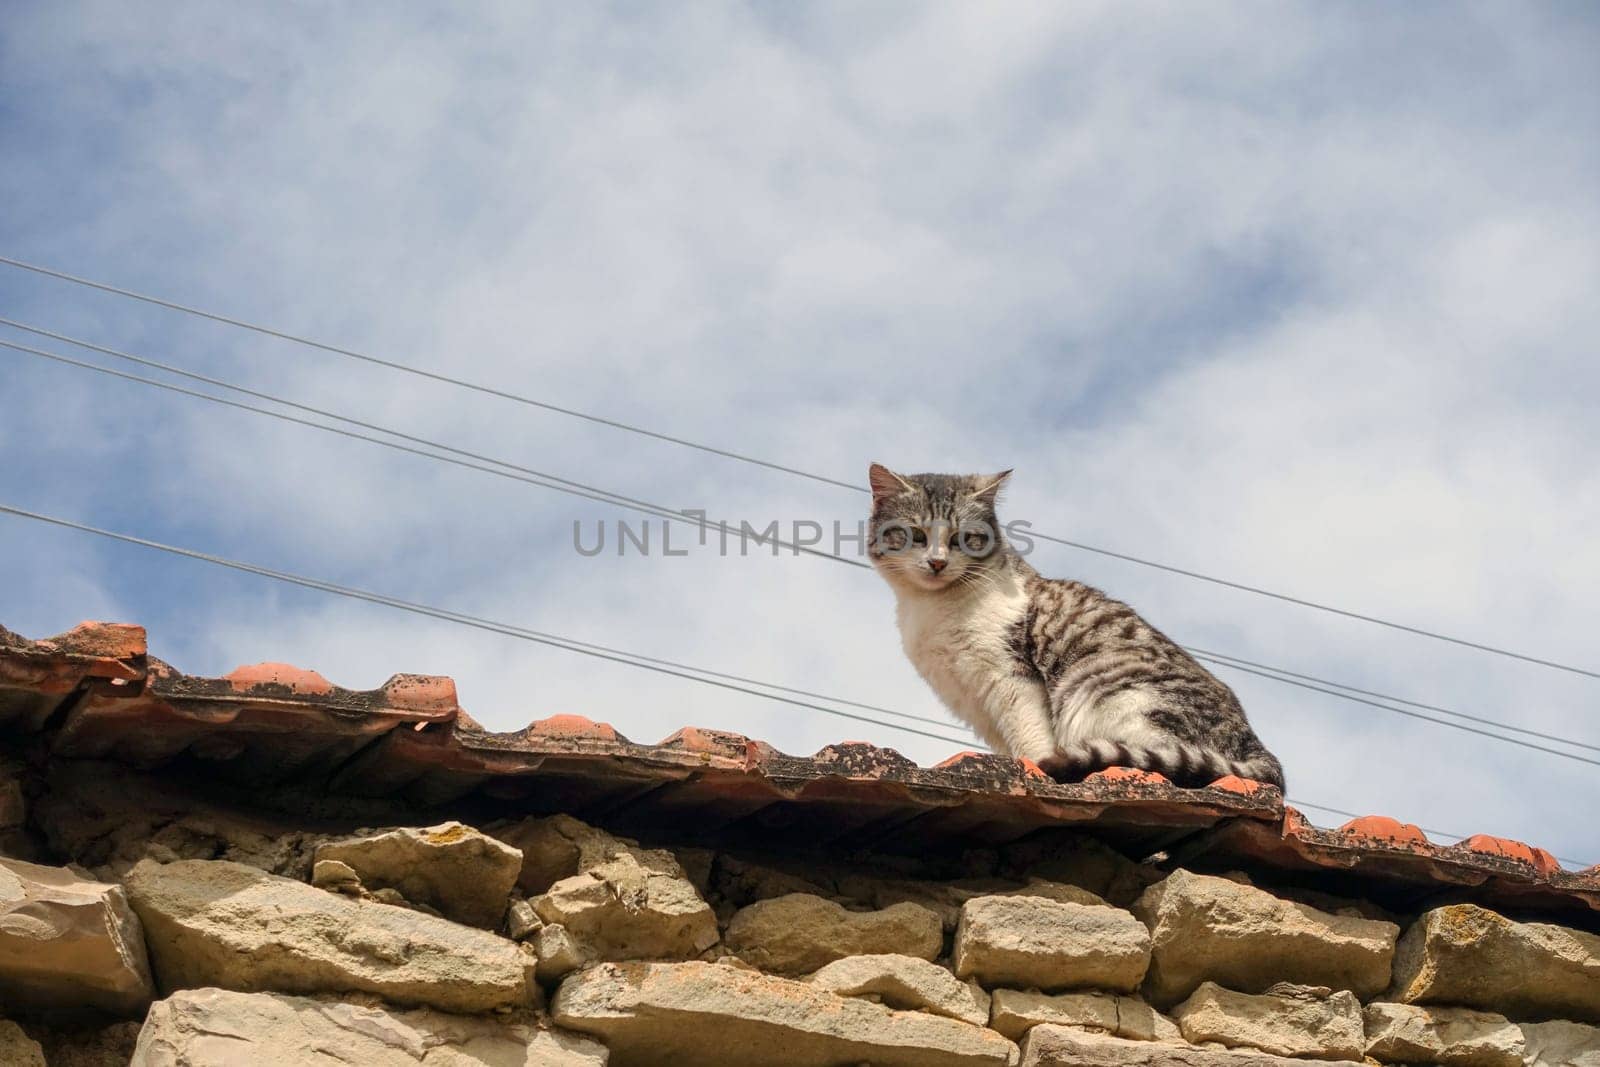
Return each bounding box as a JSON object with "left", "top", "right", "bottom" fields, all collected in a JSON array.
[{"left": 867, "top": 464, "right": 1285, "bottom": 789}]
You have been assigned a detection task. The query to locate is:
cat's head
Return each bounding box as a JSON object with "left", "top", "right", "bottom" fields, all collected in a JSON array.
[{"left": 867, "top": 463, "right": 1011, "bottom": 591}]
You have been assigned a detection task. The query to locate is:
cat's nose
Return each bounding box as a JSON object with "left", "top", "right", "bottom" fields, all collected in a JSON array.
[{"left": 927, "top": 558, "right": 947, "bottom": 573}]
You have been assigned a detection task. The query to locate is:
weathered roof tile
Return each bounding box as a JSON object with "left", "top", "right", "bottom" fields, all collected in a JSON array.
[
  {"left": 1337, "top": 815, "right": 1430, "bottom": 847},
  {"left": 0, "top": 618, "right": 1593, "bottom": 920}
]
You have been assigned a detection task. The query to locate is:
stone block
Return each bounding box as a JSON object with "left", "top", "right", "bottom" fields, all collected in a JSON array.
[
  {"left": 1173, "top": 981, "right": 1363, "bottom": 1061},
  {"left": 0, "top": 856, "right": 153, "bottom": 1016},
  {"left": 1133, "top": 870, "right": 1397, "bottom": 1005},
  {"left": 532, "top": 851, "right": 718, "bottom": 964},
  {"left": 725, "top": 893, "right": 941, "bottom": 975},
  {"left": 553, "top": 960, "right": 1019, "bottom": 1067},
  {"left": 809, "top": 953, "right": 990, "bottom": 1026},
  {"left": 1020, "top": 1024, "right": 1363, "bottom": 1065},
  {"left": 123, "top": 859, "right": 534, "bottom": 1014},
  {"left": 314, "top": 821, "right": 522, "bottom": 928},
  {"left": 953, "top": 894, "right": 1150, "bottom": 993},
  {"left": 129, "top": 988, "right": 605, "bottom": 1066},
  {"left": 1390, "top": 904, "right": 1600, "bottom": 1023},
  {"left": 1362, "top": 1001, "right": 1523, "bottom": 1066},
  {"left": 989, "top": 988, "right": 1178, "bottom": 1043}
]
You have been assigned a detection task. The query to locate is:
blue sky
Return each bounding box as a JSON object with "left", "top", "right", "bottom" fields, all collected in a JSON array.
[{"left": 1, "top": 2, "right": 1596, "bottom": 866}]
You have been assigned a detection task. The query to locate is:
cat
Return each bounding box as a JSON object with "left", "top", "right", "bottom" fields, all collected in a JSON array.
[{"left": 866, "top": 463, "right": 1285, "bottom": 790}]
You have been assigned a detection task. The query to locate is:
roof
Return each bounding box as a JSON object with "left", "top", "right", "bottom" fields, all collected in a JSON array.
[{"left": 3, "top": 619, "right": 1596, "bottom": 922}]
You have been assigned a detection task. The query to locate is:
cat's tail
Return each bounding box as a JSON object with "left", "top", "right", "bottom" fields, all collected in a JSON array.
[{"left": 1039, "top": 739, "right": 1285, "bottom": 791}]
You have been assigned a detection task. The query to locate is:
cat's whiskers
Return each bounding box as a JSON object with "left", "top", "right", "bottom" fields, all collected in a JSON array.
[{"left": 953, "top": 563, "right": 1005, "bottom": 594}]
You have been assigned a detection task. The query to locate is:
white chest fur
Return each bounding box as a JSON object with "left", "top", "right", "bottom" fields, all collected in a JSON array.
[{"left": 893, "top": 579, "right": 1051, "bottom": 757}]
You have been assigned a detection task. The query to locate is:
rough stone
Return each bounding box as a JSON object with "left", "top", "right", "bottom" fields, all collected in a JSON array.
[
  {"left": 534, "top": 924, "right": 586, "bottom": 984},
  {"left": 1520, "top": 1020, "right": 1600, "bottom": 1066},
  {"left": 711, "top": 854, "right": 835, "bottom": 909},
  {"left": 129, "top": 988, "right": 607, "bottom": 1066},
  {"left": 314, "top": 821, "right": 523, "bottom": 928},
  {"left": 1362, "top": 1002, "right": 1524, "bottom": 1066},
  {"left": 25, "top": 1020, "right": 142, "bottom": 1067},
  {"left": 1389, "top": 904, "right": 1600, "bottom": 1023},
  {"left": 553, "top": 960, "right": 1019, "bottom": 1067},
  {"left": 533, "top": 850, "right": 718, "bottom": 963},
  {"left": 989, "top": 989, "right": 1179, "bottom": 1043},
  {"left": 1000, "top": 833, "right": 1161, "bottom": 907},
  {"left": 847, "top": 875, "right": 1112, "bottom": 933},
  {"left": 367, "top": 886, "right": 437, "bottom": 915},
  {"left": 491, "top": 813, "right": 682, "bottom": 896},
  {"left": 123, "top": 858, "right": 535, "bottom": 1014},
  {"left": 1020, "top": 1024, "right": 1364, "bottom": 1066},
  {"left": 673, "top": 847, "right": 715, "bottom": 897},
  {"left": 508, "top": 897, "right": 541, "bottom": 940},
  {"left": 0, "top": 1021, "right": 46, "bottom": 1067},
  {"left": 1133, "top": 869, "right": 1399, "bottom": 1005},
  {"left": 1006, "top": 879, "right": 1115, "bottom": 907},
  {"left": 952, "top": 894, "right": 1151, "bottom": 993},
  {"left": 1270, "top": 882, "right": 1399, "bottom": 925},
  {"left": 808, "top": 953, "right": 990, "bottom": 1027},
  {"left": 1173, "top": 981, "right": 1364, "bottom": 1061},
  {"left": 309, "top": 858, "right": 362, "bottom": 892},
  {"left": 36, "top": 762, "right": 323, "bottom": 882},
  {"left": 0, "top": 856, "right": 154, "bottom": 1016},
  {"left": 725, "top": 893, "right": 942, "bottom": 975}
]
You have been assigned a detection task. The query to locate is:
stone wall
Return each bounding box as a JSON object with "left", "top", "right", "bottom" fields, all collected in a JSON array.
[{"left": 0, "top": 759, "right": 1596, "bottom": 1066}]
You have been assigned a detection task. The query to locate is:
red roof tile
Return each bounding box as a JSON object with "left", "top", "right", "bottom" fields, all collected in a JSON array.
[
  {"left": 1085, "top": 766, "right": 1172, "bottom": 786},
  {"left": 1457, "top": 834, "right": 1561, "bottom": 878},
  {"left": 1337, "top": 815, "right": 1430, "bottom": 847},
  {"left": 0, "top": 621, "right": 147, "bottom": 730},
  {"left": 1207, "top": 774, "right": 1267, "bottom": 797}
]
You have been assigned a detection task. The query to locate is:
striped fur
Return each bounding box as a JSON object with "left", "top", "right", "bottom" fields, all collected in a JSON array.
[
  {"left": 868, "top": 465, "right": 1286, "bottom": 791},
  {"left": 1038, "top": 738, "right": 1284, "bottom": 787}
]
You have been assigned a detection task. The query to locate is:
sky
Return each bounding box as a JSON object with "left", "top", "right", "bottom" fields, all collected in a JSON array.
[{"left": 1, "top": 2, "right": 1596, "bottom": 866}]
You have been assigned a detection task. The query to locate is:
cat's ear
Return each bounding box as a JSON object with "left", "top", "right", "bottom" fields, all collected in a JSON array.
[
  {"left": 868, "top": 463, "right": 916, "bottom": 502},
  {"left": 970, "top": 470, "right": 1012, "bottom": 506}
]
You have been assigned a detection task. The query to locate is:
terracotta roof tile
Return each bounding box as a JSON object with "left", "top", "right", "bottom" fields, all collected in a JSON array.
[
  {"left": 1085, "top": 766, "right": 1172, "bottom": 786},
  {"left": 1455, "top": 834, "right": 1562, "bottom": 878},
  {"left": 0, "top": 621, "right": 147, "bottom": 731},
  {"left": 1177, "top": 803, "right": 1597, "bottom": 917},
  {"left": 1336, "top": 815, "right": 1430, "bottom": 847},
  {"left": 225, "top": 663, "right": 335, "bottom": 695},
  {"left": 1, "top": 618, "right": 1593, "bottom": 919},
  {"left": 522, "top": 714, "right": 621, "bottom": 743},
  {"left": 1207, "top": 774, "right": 1268, "bottom": 797}
]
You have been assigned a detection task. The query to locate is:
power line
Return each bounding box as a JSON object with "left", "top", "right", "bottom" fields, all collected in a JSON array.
[
  {"left": 6, "top": 331, "right": 1595, "bottom": 763},
  {"left": 0, "top": 317, "right": 694, "bottom": 525},
  {"left": 3, "top": 260, "right": 1594, "bottom": 680},
  {"left": 2, "top": 500, "right": 1591, "bottom": 870},
  {"left": 0, "top": 256, "right": 862, "bottom": 492},
  {"left": 1286, "top": 799, "right": 1591, "bottom": 870},
  {"left": 0, "top": 336, "right": 870, "bottom": 570},
  {"left": 0, "top": 502, "right": 967, "bottom": 747},
  {"left": 1191, "top": 654, "right": 1600, "bottom": 768},
  {"left": 1028, "top": 531, "right": 1599, "bottom": 680},
  {"left": 1192, "top": 646, "right": 1600, "bottom": 753}
]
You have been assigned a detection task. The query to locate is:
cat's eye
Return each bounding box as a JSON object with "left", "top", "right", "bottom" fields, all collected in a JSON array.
[
  {"left": 960, "top": 528, "right": 993, "bottom": 554},
  {"left": 910, "top": 528, "right": 928, "bottom": 545}
]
